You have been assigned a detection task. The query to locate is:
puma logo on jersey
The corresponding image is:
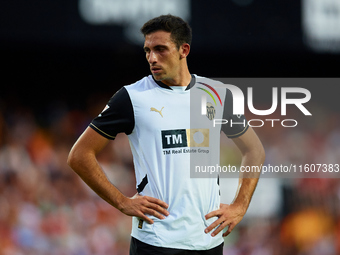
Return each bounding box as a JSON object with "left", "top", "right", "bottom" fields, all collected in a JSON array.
[{"left": 150, "top": 107, "right": 164, "bottom": 117}]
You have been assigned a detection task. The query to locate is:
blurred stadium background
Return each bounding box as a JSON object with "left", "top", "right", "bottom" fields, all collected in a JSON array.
[{"left": 1, "top": 0, "right": 340, "bottom": 254}]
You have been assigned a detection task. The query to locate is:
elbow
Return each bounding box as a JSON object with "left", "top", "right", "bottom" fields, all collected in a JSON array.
[
  {"left": 67, "top": 146, "right": 80, "bottom": 171},
  {"left": 67, "top": 149, "right": 75, "bottom": 169},
  {"left": 259, "top": 146, "right": 266, "bottom": 165},
  {"left": 67, "top": 145, "right": 94, "bottom": 175},
  {"left": 255, "top": 141, "right": 266, "bottom": 165},
  {"left": 248, "top": 143, "right": 266, "bottom": 166}
]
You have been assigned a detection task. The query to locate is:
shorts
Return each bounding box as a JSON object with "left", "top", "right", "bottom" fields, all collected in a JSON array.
[{"left": 129, "top": 237, "right": 224, "bottom": 255}]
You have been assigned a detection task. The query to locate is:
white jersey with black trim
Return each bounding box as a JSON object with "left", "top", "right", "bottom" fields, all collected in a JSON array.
[{"left": 90, "top": 74, "right": 248, "bottom": 250}]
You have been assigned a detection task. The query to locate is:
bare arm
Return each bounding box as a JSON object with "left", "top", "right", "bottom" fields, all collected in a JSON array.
[
  {"left": 205, "top": 127, "right": 265, "bottom": 237},
  {"left": 230, "top": 126, "right": 265, "bottom": 212},
  {"left": 67, "top": 127, "right": 169, "bottom": 223}
]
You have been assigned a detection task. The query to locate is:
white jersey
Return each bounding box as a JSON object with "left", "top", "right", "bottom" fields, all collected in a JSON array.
[{"left": 90, "top": 75, "right": 248, "bottom": 250}]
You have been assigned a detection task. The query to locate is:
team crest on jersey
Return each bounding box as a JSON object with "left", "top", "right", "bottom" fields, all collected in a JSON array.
[{"left": 206, "top": 102, "right": 215, "bottom": 120}]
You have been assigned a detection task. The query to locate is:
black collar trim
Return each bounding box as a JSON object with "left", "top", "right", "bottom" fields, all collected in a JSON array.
[
  {"left": 185, "top": 74, "right": 196, "bottom": 90},
  {"left": 152, "top": 74, "right": 196, "bottom": 91},
  {"left": 152, "top": 76, "right": 172, "bottom": 90}
]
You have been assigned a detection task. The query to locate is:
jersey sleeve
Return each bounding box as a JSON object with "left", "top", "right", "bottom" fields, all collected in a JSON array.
[
  {"left": 221, "top": 88, "right": 249, "bottom": 138},
  {"left": 89, "top": 87, "right": 134, "bottom": 140}
]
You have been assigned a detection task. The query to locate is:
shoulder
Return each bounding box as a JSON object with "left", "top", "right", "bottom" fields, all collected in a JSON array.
[
  {"left": 193, "top": 75, "right": 227, "bottom": 106},
  {"left": 194, "top": 75, "right": 224, "bottom": 87},
  {"left": 124, "top": 75, "right": 157, "bottom": 93}
]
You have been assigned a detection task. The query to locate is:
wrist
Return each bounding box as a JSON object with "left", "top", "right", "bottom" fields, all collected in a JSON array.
[
  {"left": 115, "top": 194, "right": 128, "bottom": 212},
  {"left": 231, "top": 200, "right": 248, "bottom": 215}
]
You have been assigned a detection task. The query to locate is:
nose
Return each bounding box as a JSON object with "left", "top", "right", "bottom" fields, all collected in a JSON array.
[{"left": 148, "top": 51, "right": 157, "bottom": 64}]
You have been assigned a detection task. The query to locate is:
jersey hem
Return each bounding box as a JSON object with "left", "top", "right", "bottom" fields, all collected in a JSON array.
[{"left": 130, "top": 234, "right": 224, "bottom": 251}]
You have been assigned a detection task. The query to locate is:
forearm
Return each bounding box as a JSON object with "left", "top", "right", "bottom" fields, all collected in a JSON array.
[
  {"left": 232, "top": 178, "right": 259, "bottom": 214},
  {"left": 68, "top": 150, "right": 126, "bottom": 210},
  {"left": 205, "top": 127, "right": 265, "bottom": 237},
  {"left": 68, "top": 127, "right": 169, "bottom": 224},
  {"left": 204, "top": 151, "right": 264, "bottom": 237},
  {"left": 232, "top": 149, "right": 264, "bottom": 213}
]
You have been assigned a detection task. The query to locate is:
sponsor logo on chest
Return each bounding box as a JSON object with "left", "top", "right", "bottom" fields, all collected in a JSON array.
[{"left": 161, "top": 129, "right": 209, "bottom": 149}]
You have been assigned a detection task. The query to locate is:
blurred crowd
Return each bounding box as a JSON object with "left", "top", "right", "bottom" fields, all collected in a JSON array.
[
  {"left": 0, "top": 97, "right": 340, "bottom": 255},
  {"left": 0, "top": 99, "right": 136, "bottom": 255}
]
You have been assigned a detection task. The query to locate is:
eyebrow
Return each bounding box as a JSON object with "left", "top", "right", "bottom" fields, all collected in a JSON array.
[{"left": 143, "top": 44, "right": 168, "bottom": 51}]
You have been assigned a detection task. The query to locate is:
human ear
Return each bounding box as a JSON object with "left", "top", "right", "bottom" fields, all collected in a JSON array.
[{"left": 180, "top": 43, "right": 190, "bottom": 59}]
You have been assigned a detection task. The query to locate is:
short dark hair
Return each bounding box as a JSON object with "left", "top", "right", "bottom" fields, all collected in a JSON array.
[{"left": 140, "top": 14, "right": 192, "bottom": 49}]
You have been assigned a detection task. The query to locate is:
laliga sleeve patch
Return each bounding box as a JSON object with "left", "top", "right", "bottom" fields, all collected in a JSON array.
[{"left": 98, "top": 105, "right": 110, "bottom": 117}]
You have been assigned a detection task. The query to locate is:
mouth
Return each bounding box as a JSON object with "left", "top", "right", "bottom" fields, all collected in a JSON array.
[{"left": 151, "top": 66, "right": 162, "bottom": 74}]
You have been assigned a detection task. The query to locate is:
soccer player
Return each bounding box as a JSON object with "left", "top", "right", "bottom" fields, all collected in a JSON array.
[{"left": 68, "top": 14, "right": 265, "bottom": 255}]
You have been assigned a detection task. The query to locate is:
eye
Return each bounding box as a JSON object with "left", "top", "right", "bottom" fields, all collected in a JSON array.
[{"left": 154, "top": 46, "right": 167, "bottom": 52}]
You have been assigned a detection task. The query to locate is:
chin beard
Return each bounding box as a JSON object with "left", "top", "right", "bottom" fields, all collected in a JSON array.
[{"left": 152, "top": 73, "right": 165, "bottom": 81}]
